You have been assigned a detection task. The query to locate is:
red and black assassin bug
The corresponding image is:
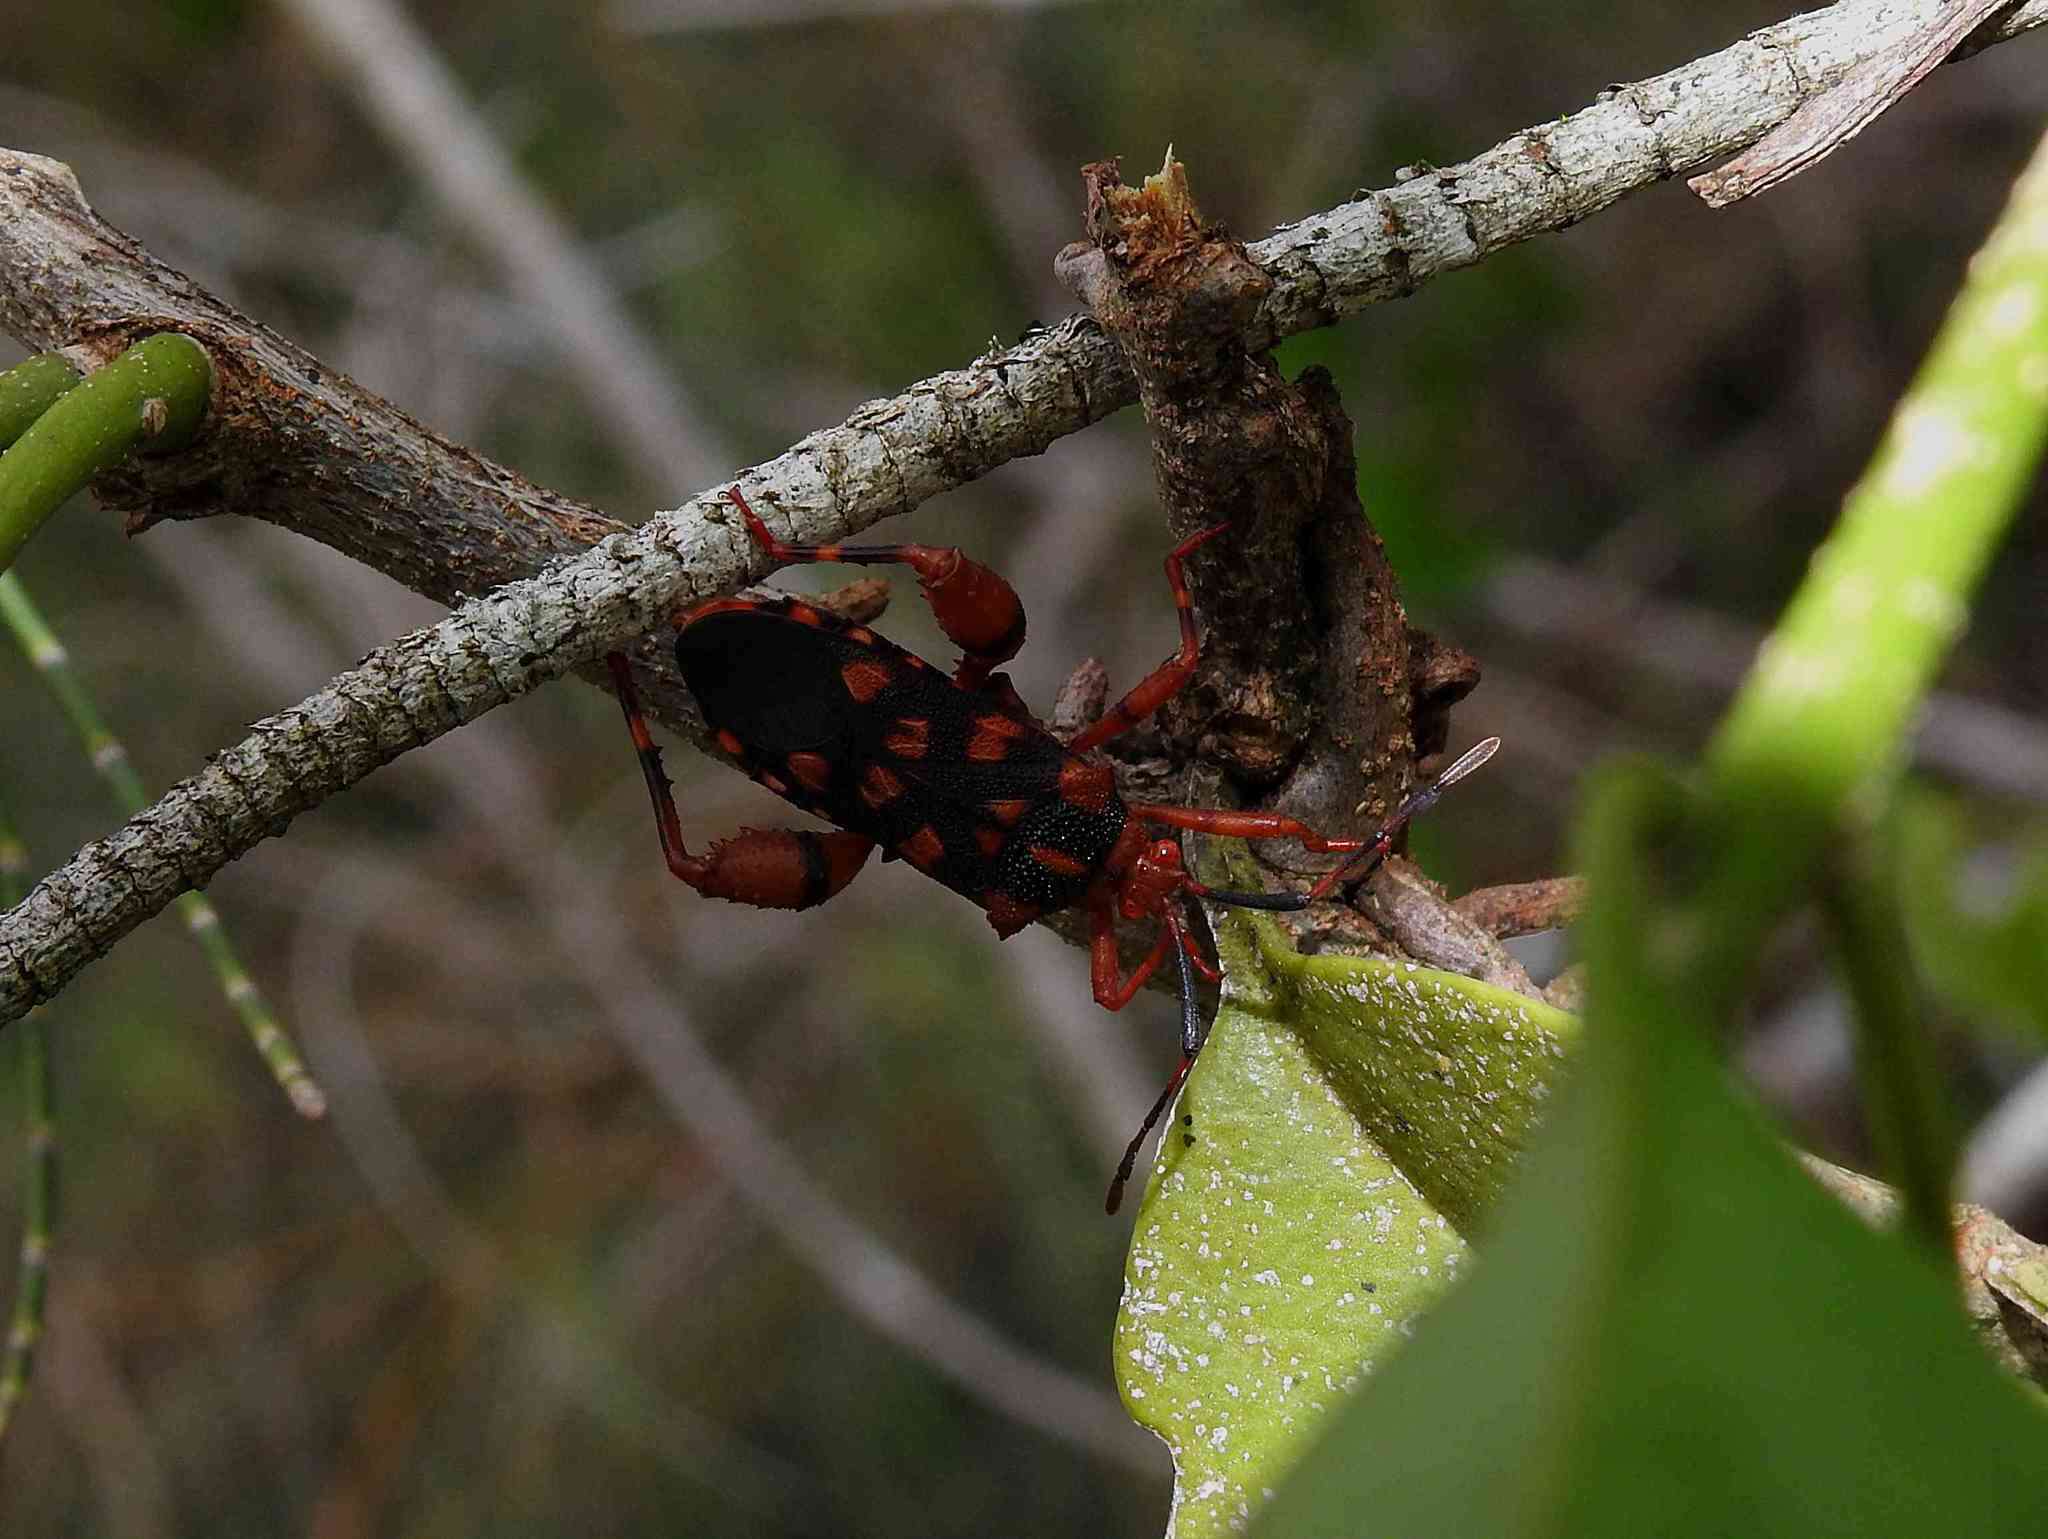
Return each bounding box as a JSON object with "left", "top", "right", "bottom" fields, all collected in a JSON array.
[{"left": 607, "top": 488, "right": 1499, "bottom": 1212}]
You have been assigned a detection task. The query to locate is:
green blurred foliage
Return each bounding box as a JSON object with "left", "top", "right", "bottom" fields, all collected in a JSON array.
[
  {"left": 1259, "top": 765, "right": 2048, "bottom": 1539},
  {"left": 1898, "top": 793, "right": 2048, "bottom": 1047}
]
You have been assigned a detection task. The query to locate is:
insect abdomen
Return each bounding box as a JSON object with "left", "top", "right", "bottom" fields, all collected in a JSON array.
[{"left": 674, "top": 600, "right": 1125, "bottom": 932}]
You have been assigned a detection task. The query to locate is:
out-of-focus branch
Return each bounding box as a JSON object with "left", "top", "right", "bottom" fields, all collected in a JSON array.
[
  {"left": 1965, "top": 1062, "right": 2048, "bottom": 1217},
  {"left": 271, "top": 0, "right": 729, "bottom": 495},
  {"left": 611, "top": 0, "right": 1096, "bottom": 32},
  {"left": 5, "top": 0, "right": 2048, "bottom": 1022}
]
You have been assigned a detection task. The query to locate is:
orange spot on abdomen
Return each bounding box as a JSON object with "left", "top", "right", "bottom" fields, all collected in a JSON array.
[
  {"left": 1058, "top": 759, "right": 1116, "bottom": 813},
  {"left": 883, "top": 717, "right": 930, "bottom": 759},
  {"left": 900, "top": 825, "right": 945, "bottom": 870},
  {"left": 1028, "top": 845, "right": 1090, "bottom": 879},
  {"left": 841, "top": 659, "right": 893, "bottom": 702},
  {"left": 860, "top": 764, "right": 906, "bottom": 809},
  {"left": 982, "top": 891, "right": 1041, "bottom": 938},
  {"left": 966, "top": 713, "right": 1027, "bottom": 762}
]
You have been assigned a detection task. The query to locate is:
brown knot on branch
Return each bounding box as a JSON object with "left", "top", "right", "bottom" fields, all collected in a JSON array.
[{"left": 1057, "top": 150, "right": 1479, "bottom": 884}]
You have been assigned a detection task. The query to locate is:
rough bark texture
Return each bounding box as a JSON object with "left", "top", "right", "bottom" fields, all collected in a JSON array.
[
  {"left": 2, "top": 0, "right": 2045, "bottom": 1024},
  {"left": 1061, "top": 156, "right": 1475, "bottom": 869},
  {"left": 0, "top": 159, "right": 621, "bottom": 600},
  {"left": 1452, "top": 876, "right": 1592, "bottom": 938}
]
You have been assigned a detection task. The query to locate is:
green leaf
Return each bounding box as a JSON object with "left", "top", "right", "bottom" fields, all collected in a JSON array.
[
  {"left": 1114, "top": 915, "right": 1574, "bottom": 1536},
  {"left": 1254, "top": 765, "right": 2048, "bottom": 1539},
  {"left": 1253, "top": 919, "right": 1577, "bottom": 1234},
  {"left": 1114, "top": 991, "right": 1466, "bottom": 1539}
]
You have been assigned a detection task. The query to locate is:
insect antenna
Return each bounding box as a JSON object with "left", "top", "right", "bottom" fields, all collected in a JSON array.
[
  {"left": 1105, "top": 937, "right": 1202, "bottom": 1215},
  {"left": 1198, "top": 736, "right": 1502, "bottom": 911}
]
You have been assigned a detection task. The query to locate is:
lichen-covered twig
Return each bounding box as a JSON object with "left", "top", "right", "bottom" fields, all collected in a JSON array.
[
  {"left": 1689, "top": 0, "right": 2021, "bottom": 207},
  {"left": 4, "top": 1, "right": 2043, "bottom": 607},
  {"left": 1452, "top": 876, "right": 1590, "bottom": 938}
]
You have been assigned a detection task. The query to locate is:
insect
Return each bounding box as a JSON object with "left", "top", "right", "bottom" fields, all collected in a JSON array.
[{"left": 607, "top": 487, "right": 1499, "bottom": 1212}]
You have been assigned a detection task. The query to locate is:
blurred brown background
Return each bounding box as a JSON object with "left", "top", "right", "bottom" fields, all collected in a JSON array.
[{"left": 1, "top": 2, "right": 2044, "bottom": 1534}]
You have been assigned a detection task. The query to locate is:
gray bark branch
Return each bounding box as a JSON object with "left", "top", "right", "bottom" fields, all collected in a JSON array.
[{"left": 3, "top": 0, "right": 2044, "bottom": 1025}]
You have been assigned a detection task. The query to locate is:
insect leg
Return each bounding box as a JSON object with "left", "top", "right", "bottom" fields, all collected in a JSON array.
[
  {"left": 1088, "top": 888, "right": 1178, "bottom": 1010},
  {"left": 724, "top": 487, "right": 1026, "bottom": 683},
  {"left": 1181, "top": 737, "right": 1505, "bottom": 909},
  {"left": 1068, "top": 521, "right": 1230, "bottom": 753},
  {"left": 1106, "top": 935, "right": 1202, "bottom": 1215},
  {"left": 607, "top": 652, "right": 873, "bottom": 909}
]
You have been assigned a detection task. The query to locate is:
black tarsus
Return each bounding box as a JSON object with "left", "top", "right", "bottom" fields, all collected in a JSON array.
[
  {"left": 1199, "top": 886, "right": 1318, "bottom": 912},
  {"left": 1106, "top": 940, "right": 1202, "bottom": 1216}
]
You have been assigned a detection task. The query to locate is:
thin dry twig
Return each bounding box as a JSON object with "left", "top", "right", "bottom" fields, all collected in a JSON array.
[
  {"left": 1690, "top": 0, "right": 2025, "bottom": 206},
  {"left": 1804, "top": 1155, "right": 2048, "bottom": 1385}
]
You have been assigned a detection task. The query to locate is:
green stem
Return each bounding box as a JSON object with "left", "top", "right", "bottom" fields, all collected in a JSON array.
[
  {"left": 1698, "top": 126, "right": 2048, "bottom": 980},
  {"left": 1661, "top": 132, "right": 2048, "bottom": 1251},
  {"left": 0, "top": 805, "right": 50, "bottom": 1445},
  {"left": 0, "top": 575, "right": 325, "bottom": 1118},
  {"left": 1820, "top": 842, "right": 1959, "bottom": 1257},
  {"left": 0, "top": 354, "right": 81, "bottom": 449},
  {"left": 0, "top": 334, "right": 212, "bottom": 574}
]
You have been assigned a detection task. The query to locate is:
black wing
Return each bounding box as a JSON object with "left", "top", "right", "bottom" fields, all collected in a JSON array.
[{"left": 676, "top": 601, "right": 1115, "bottom": 911}]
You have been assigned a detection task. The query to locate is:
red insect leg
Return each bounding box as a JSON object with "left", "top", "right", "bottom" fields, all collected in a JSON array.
[
  {"left": 724, "top": 486, "right": 1026, "bottom": 687},
  {"left": 1088, "top": 889, "right": 1179, "bottom": 1011},
  {"left": 1176, "top": 737, "right": 1506, "bottom": 910},
  {"left": 607, "top": 653, "right": 874, "bottom": 910},
  {"left": 1125, "top": 802, "right": 1370, "bottom": 856},
  {"left": 1067, "top": 521, "right": 1230, "bottom": 753},
  {"left": 1180, "top": 929, "right": 1222, "bottom": 982}
]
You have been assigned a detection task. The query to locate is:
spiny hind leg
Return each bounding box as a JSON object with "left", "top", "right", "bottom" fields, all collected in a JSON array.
[{"left": 607, "top": 652, "right": 873, "bottom": 908}]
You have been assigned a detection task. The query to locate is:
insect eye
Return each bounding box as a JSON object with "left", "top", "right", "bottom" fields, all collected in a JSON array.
[{"left": 1150, "top": 840, "right": 1181, "bottom": 865}]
